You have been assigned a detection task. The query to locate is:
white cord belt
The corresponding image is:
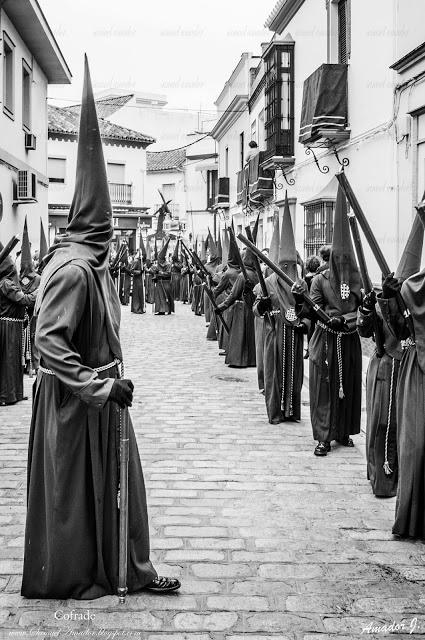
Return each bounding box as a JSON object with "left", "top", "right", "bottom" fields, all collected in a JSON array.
[
  {"left": 0, "top": 316, "right": 25, "bottom": 323},
  {"left": 39, "top": 358, "right": 121, "bottom": 376}
]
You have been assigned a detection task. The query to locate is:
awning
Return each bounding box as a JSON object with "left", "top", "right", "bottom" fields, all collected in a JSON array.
[{"left": 299, "top": 64, "right": 348, "bottom": 145}]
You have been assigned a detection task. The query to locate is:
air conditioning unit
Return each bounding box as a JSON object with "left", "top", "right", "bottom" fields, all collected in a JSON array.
[
  {"left": 16, "top": 170, "right": 37, "bottom": 202},
  {"left": 24, "top": 133, "right": 36, "bottom": 150}
]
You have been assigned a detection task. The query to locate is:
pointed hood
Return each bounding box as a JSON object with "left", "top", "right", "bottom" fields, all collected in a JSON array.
[
  {"left": 20, "top": 216, "right": 35, "bottom": 278},
  {"left": 269, "top": 212, "right": 280, "bottom": 265},
  {"left": 172, "top": 239, "right": 180, "bottom": 262},
  {"left": 278, "top": 194, "right": 297, "bottom": 279},
  {"left": 207, "top": 229, "right": 218, "bottom": 261},
  {"left": 139, "top": 232, "right": 147, "bottom": 261},
  {"left": 395, "top": 212, "right": 424, "bottom": 282},
  {"left": 200, "top": 238, "right": 207, "bottom": 262},
  {"left": 221, "top": 228, "right": 229, "bottom": 267},
  {"left": 39, "top": 218, "right": 48, "bottom": 264},
  {"left": 35, "top": 56, "right": 121, "bottom": 360},
  {"left": 146, "top": 238, "right": 152, "bottom": 262},
  {"left": 329, "top": 185, "right": 361, "bottom": 305},
  {"left": 227, "top": 228, "right": 240, "bottom": 269},
  {"left": 194, "top": 236, "right": 198, "bottom": 256},
  {"left": 217, "top": 228, "right": 223, "bottom": 262},
  {"left": 158, "top": 237, "right": 170, "bottom": 264},
  {"left": 252, "top": 213, "right": 260, "bottom": 245}
]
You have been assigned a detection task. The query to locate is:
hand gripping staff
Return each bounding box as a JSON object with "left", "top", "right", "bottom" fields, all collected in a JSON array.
[
  {"left": 347, "top": 212, "right": 385, "bottom": 357},
  {"left": 117, "top": 366, "right": 130, "bottom": 604},
  {"left": 237, "top": 234, "right": 332, "bottom": 324},
  {"left": 336, "top": 169, "right": 416, "bottom": 338},
  {"left": 244, "top": 225, "right": 275, "bottom": 328},
  {"left": 0, "top": 235, "right": 20, "bottom": 267}
]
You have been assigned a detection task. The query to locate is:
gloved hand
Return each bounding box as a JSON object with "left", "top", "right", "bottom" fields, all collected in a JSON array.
[
  {"left": 291, "top": 280, "right": 307, "bottom": 303},
  {"left": 382, "top": 273, "right": 401, "bottom": 298},
  {"left": 215, "top": 304, "right": 226, "bottom": 315},
  {"left": 297, "top": 320, "right": 309, "bottom": 334},
  {"left": 108, "top": 379, "right": 134, "bottom": 408},
  {"left": 329, "top": 316, "right": 346, "bottom": 331},
  {"left": 256, "top": 296, "right": 272, "bottom": 316},
  {"left": 362, "top": 289, "right": 377, "bottom": 311},
  {"left": 243, "top": 280, "right": 254, "bottom": 295}
]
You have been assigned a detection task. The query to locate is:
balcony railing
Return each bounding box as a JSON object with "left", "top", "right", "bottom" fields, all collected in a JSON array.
[
  {"left": 237, "top": 152, "right": 274, "bottom": 208},
  {"left": 109, "top": 182, "right": 132, "bottom": 204}
]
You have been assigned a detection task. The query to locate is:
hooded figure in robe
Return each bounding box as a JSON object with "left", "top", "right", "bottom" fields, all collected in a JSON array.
[
  {"left": 379, "top": 201, "right": 425, "bottom": 537},
  {"left": 254, "top": 196, "right": 309, "bottom": 423},
  {"left": 0, "top": 242, "right": 37, "bottom": 405},
  {"left": 171, "top": 240, "right": 182, "bottom": 301},
  {"left": 20, "top": 217, "right": 41, "bottom": 372},
  {"left": 150, "top": 238, "right": 174, "bottom": 315},
  {"left": 21, "top": 57, "right": 179, "bottom": 599},
  {"left": 358, "top": 213, "right": 423, "bottom": 498},
  {"left": 305, "top": 185, "right": 362, "bottom": 456},
  {"left": 213, "top": 229, "right": 241, "bottom": 354}
]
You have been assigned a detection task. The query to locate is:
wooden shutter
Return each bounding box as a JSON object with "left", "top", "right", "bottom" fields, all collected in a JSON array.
[{"left": 338, "top": 0, "right": 348, "bottom": 64}]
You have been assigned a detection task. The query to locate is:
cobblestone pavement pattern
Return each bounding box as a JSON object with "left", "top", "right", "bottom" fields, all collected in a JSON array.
[{"left": 0, "top": 303, "right": 425, "bottom": 640}]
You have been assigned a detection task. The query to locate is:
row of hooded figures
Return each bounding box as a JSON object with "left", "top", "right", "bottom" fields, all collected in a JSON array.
[{"left": 185, "top": 186, "right": 425, "bottom": 542}]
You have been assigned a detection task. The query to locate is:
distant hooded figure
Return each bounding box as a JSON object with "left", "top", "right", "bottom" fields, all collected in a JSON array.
[
  {"left": 0, "top": 242, "right": 38, "bottom": 405},
  {"left": 216, "top": 217, "right": 260, "bottom": 367},
  {"left": 20, "top": 216, "right": 41, "bottom": 372},
  {"left": 171, "top": 240, "right": 182, "bottom": 301},
  {"left": 307, "top": 185, "right": 362, "bottom": 456},
  {"left": 212, "top": 228, "right": 241, "bottom": 354},
  {"left": 150, "top": 238, "right": 174, "bottom": 315},
  {"left": 358, "top": 213, "right": 424, "bottom": 498},
  {"left": 180, "top": 252, "right": 190, "bottom": 303},
  {"left": 144, "top": 239, "right": 155, "bottom": 305},
  {"left": 21, "top": 57, "right": 179, "bottom": 599},
  {"left": 253, "top": 196, "right": 309, "bottom": 423},
  {"left": 131, "top": 251, "right": 145, "bottom": 315}
]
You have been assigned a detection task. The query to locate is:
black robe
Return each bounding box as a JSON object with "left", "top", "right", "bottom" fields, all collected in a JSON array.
[
  {"left": 220, "top": 269, "right": 259, "bottom": 368},
  {"left": 22, "top": 261, "right": 156, "bottom": 599},
  {"left": 357, "top": 300, "right": 400, "bottom": 497},
  {"left": 20, "top": 273, "right": 41, "bottom": 371},
  {"left": 171, "top": 261, "right": 182, "bottom": 301},
  {"left": 253, "top": 283, "right": 265, "bottom": 391},
  {"left": 213, "top": 267, "right": 240, "bottom": 352},
  {"left": 119, "top": 265, "right": 131, "bottom": 306},
  {"left": 130, "top": 259, "right": 145, "bottom": 314},
  {"left": 308, "top": 270, "right": 362, "bottom": 442},
  {"left": 382, "top": 272, "right": 425, "bottom": 538},
  {"left": 0, "top": 278, "right": 37, "bottom": 404},
  {"left": 180, "top": 266, "right": 190, "bottom": 303},
  {"left": 254, "top": 274, "right": 308, "bottom": 424},
  {"left": 150, "top": 263, "right": 174, "bottom": 314}
]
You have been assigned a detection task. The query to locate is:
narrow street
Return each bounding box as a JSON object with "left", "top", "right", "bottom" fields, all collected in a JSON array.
[{"left": 1, "top": 302, "right": 425, "bottom": 639}]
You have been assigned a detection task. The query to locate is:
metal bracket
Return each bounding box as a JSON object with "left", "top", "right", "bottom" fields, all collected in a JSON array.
[
  {"left": 332, "top": 146, "right": 349, "bottom": 168},
  {"left": 305, "top": 147, "right": 329, "bottom": 174},
  {"left": 273, "top": 163, "right": 295, "bottom": 187}
]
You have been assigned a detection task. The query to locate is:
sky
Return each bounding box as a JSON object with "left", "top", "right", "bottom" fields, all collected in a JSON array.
[{"left": 42, "top": 0, "right": 272, "bottom": 113}]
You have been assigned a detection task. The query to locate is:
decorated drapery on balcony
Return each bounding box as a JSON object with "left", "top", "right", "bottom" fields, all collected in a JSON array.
[
  {"left": 237, "top": 152, "right": 274, "bottom": 209},
  {"left": 299, "top": 64, "right": 348, "bottom": 145}
]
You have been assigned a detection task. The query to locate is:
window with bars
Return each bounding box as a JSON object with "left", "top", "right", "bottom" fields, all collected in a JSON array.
[
  {"left": 264, "top": 43, "right": 295, "bottom": 159},
  {"left": 304, "top": 200, "right": 335, "bottom": 258}
]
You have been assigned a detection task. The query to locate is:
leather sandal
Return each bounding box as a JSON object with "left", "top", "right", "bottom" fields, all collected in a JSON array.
[{"left": 143, "top": 576, "right": 181, "bottom": 593}]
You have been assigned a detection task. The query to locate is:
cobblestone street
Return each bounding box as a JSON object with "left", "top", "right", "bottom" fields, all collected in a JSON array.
[{"left": 1, "top": 302, "right": 425, "bottom": 639}]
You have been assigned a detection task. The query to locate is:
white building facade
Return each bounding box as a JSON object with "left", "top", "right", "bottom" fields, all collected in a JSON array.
[
  {"left": 212, "top": 0, "right": 425, "bottom": 283},
  {"left": 0, "top": 0, "right": 71, "bottom": 251}
]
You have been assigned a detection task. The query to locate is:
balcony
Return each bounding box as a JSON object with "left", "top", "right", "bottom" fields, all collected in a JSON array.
[
  {"left": 214, "top": 177, "right": 230, "bottom": 209},
  {"left": 109, "top": 182, "right": 132, "bottom": 205},
  {"left": 299, "top": 63, "right": 350, "bottom": 147},
  {"left": 237, "top": 152, "right": 274, "bottom": 208}
]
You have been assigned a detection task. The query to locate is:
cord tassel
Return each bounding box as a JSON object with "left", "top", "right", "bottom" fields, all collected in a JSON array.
[{"left": 383, "top": 357, "right": 395, "bottom": 476}]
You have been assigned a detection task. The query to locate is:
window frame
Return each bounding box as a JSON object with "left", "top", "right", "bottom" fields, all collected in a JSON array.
[
  {"left": 206, "top": 169, "right": 218, "bottom": 210},
  {"left": 22, "top": 58, "right": 32, "bottom": 133},
  {"left": 264, "top": 42, "right": 295, "bottom": 159},
  {"left": 3, "top": 31, "right": 15, "bottom": 119},
  {"left": 239, "top": 131, "right": 245, "bottom": 170},
  {"left": 303, "top": 200, "right": 335, "bottom": 258},
  {"left": 48, "top": 156, "right": 67, "bottom": 185}
]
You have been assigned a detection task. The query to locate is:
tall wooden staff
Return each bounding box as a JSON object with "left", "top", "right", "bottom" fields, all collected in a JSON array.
[
  {"left": 118, "top": 404, "right": 130, "bottom": 604},
  {"left": 0, "top": 235, "right": 20, "bottom": 267}
]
